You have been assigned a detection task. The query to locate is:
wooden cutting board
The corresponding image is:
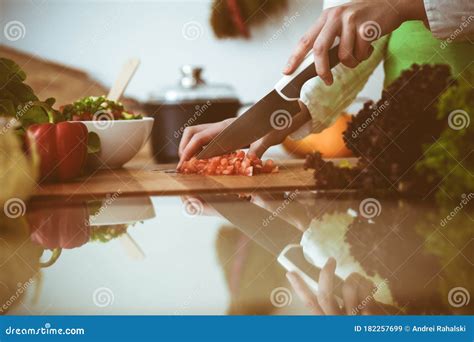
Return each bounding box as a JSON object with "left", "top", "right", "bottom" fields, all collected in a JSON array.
[{"left": 32, "top": 160, "right": 317, "bottom": 199}]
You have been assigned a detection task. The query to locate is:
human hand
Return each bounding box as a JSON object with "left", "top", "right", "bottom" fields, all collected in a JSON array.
[
  {"left": 283, "top": 0, "right": 427, "bottom": 85},
  {"left": 178, "top": 102, "right": 311, "bottom": 167},
  {"left": 286, "top": 258, "right": 397, "bottom": 315},
  {"left": 177, "top": 118, "right": 235, "bottom": 169}
]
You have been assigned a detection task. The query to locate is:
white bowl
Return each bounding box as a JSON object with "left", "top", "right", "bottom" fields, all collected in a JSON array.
[
  {"left": 81, "top": 117, "right": 154, "bottom": 169},
  {"left": 88, "top": 196, "right": 156, "bottom": 226}
]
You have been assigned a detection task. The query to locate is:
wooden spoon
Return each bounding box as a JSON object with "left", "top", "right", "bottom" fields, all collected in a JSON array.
[
  {"left": 119, "top": 232, "right": 145, "bottom": 260},
  {"left": 107, "top": 58, "right": 140, "bottom": 101},
  {"left": 106, "top": 58, "right": 146, "bottom": 259}
]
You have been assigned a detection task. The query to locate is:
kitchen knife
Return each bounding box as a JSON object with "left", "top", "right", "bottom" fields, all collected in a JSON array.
[
  {"left": 202, "top": 194, "right": 300, "bottom": 254},
  {"left": 201, "top": 194, "right": 344, "bottom": 299},
  {"left": 196, "top": 46, "right": 340, "bottom": 159}
]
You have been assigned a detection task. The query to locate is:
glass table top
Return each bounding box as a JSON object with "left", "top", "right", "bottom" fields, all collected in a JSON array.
[{"left": 1, "top": 191, "right": 472, "bottom": 315}]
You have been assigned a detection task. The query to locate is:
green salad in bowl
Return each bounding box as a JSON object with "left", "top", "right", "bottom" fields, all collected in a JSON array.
[
  {"left": 61, "top": 96, "right": 154, "bottom": 169},
  {"left": 61, "top": 96, "right": 142, "bottom": 122}
]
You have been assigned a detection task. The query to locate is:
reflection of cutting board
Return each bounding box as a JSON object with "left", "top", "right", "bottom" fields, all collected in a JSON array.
[{"left": 33, "top": 160, "right": 317, "bottom": 199}]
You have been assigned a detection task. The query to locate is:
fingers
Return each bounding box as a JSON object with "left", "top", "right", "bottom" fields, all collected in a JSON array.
[
  {"left": 284, "top": 15, "right": 326, "bottom": 74},
  {"left": 357, "top": 276, "right": 377, "bottom": 315},
  {"left": 316, "top": 257, "right": 342, "bottom": 315},
  {"left": 343, "top": 273, "right": 365, "bottom": 315},
  {"left": 287, "top": 259, "right": 389, "bottom": 316},
  {"left": 249, "top": 108, "right": 311, "bottom": 158},
  {"left": 338, "top": 13, "right": 358, "bottom": 68},
  {"left": 177, "top": 119, "right": 234, "bottom": 168},
  {"left": 354, "top": 26, "right": 374, "bottom": 62},
  {"left": 247, "top": 129, "right": 284, "bottom": 158},
  {"left": 178, "top": 131, "right": 213, "bottom": 166},
  {"left": 285, "top": 2, "right": 387, "bottom": 84},
  {"left": 248, "top": 137, "right": 272, "bottom": 158},
  {"left": 342, "top": 272, "right": 381, "bottom": 315},
  {"left": 286, "top": 272, "right": 324, "bottom": 315},
  {"left": 313, "top": 16, "right": 341, "bottom": 86},
  {"left": 179, "top": 125, "right": 205, "bottom": 157}
]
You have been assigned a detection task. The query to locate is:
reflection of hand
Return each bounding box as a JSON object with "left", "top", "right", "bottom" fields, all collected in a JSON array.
[{"left": 287, "top": 257, "right": 396, "bottom": 315}]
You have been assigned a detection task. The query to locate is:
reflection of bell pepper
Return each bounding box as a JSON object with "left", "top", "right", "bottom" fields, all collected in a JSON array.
[
  {"left": 28, "top": 201, "right": 90, "bottom": 249},
  {"left": 25, "top": 122, "right": 88, "bottom": 182}
]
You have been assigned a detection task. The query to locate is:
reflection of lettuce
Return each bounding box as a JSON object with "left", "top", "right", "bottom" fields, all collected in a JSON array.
[
  {"left": 89, "top": 223, "right": 140, "bottom": 243},
  {"left": 302, "top": 211, "right": 393, "bottom": 306},
  {"left": 347, "top": 204, "right": 444, "bottom": 314},
  {"left": 86, "top": 200, "right": 140, "bottom": 243},
  {"left": 416, "top": 210, "right": 473, "bottom": 314},
  {"left": 303, "top": 199, "right": 473, "bottom": 314},
  {"left": 346, "top": 200, "right": 472, "bottom": 314},
  {"left": 89, "top": 225, "right": 128, "bottom": 243}
]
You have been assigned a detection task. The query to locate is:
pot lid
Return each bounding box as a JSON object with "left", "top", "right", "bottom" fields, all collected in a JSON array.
[{"left": 149, "top": 65, "right": 238, "bottom": 103}]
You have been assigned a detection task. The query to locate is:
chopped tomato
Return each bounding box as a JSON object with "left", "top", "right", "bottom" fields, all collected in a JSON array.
[{"left": 178, "top": 151, "right": 278, "bottom": 176}]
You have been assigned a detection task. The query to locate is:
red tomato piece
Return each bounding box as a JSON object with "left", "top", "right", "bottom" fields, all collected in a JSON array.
[{"left": 178, "top": 150, "right": 278, "bottom": 176}]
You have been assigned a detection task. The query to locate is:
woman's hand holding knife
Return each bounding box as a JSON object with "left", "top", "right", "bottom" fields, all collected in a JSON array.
[
  {"left": 178, "top": 0, "right": 428, "bottom": 164},
  {"left": 284, "top": 0, "right": 428, "bottom": 85}
]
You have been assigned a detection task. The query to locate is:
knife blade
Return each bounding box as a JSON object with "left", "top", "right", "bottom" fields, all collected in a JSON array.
[
  {"left": 196, "top": 90, "right": 300, "bottom": 159},
  {"left": 201, "top": 194, "right": 301, "bottom": 255},
  {"left": 196, "top": 46, "right": 340, "bottom": 159},
  {"left": 201, "top": 194, "right": 344, "bottom": 299}
]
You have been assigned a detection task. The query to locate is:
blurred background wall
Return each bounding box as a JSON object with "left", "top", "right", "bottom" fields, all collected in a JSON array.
[{"left": 0, "top": 0, "right": 383, "bottom": 105}]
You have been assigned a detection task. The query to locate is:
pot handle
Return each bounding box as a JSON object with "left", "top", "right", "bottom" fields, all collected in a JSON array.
[{"left": 40, "top": 248, "right": 62, "bottom": 268}]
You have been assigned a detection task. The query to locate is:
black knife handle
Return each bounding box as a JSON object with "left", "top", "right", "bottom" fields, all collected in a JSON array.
[{"left": 276, "top": 45, "right": 340, "bottom": 100}]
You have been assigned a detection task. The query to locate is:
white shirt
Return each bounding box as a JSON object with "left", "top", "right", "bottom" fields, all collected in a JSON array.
[{"left": 424, "top": 0, "right": 474, "bottom": 40}]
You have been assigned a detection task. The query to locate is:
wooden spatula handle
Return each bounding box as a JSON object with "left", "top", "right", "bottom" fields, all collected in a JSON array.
[{"left": 107, "top": 58, "right": 140, "bottom": 102}]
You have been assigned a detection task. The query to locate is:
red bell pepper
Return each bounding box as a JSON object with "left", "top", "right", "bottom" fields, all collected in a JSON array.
[{"left": 25, "top": 122, "right": 88, "bottom": 182}]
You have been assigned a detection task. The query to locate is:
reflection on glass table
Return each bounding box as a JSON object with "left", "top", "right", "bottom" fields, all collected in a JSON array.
[
  {"left": 0, "top": 191, "right": 472, "bottom": 316},
  {"left": 199, "top": 192, "right": 473, "bottom": 315}
]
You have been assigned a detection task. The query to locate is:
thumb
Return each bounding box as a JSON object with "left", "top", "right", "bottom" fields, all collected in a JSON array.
[{"left": 248, "top": 138, "right": 270, "bottom": 158}]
